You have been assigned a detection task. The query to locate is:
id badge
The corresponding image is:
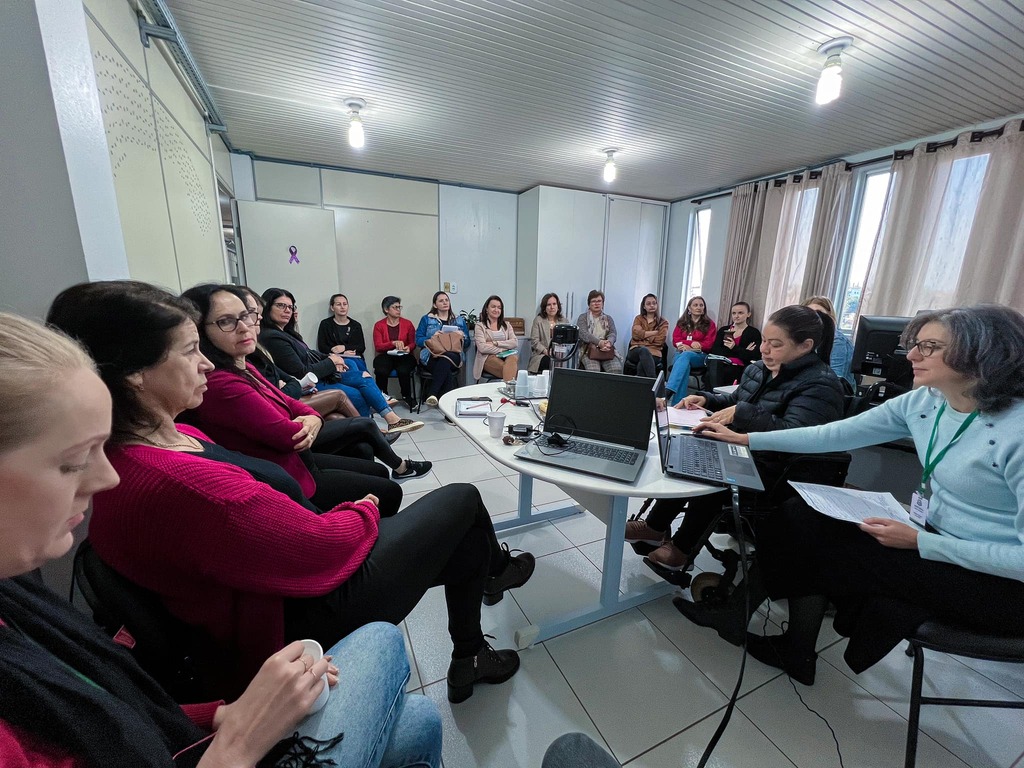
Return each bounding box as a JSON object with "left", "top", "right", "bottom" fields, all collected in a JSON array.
[{"left": 909, "top": 491, "right": 930, "bottom": 527}]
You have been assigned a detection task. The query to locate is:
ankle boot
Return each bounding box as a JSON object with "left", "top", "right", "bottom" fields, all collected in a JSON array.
[
  {"left": 745, "top": 632, "right": 817, "bottom": 686},
  {"left": 671, "top": 562, "right": 765, "bottom": 646},
  {"left": 483, "top": 543, "right": 536, "bottom": 605},
  {"left": 447, "top": 641, "right": 521, "bottom": 703}
]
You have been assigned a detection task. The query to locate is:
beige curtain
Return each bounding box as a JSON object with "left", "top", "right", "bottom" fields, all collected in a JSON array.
[
  {"left": 860, "top": 126, "right": 1014, "bottom": 316},
  {"left": 762, "top": 174, "right": 821, "bottom": 319},
  {"left": 717, "top": 180, "right": 770, "bottom": 326},
  {"left": 800, "top": 161, "right": 854, "bottom": 299},
  {"left": 956, "top": 122, "right": 1024, "bottom": 308}
]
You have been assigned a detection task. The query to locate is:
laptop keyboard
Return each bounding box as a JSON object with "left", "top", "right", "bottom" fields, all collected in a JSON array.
[
  {"left": 677, "top": 439, "right": 724, "bottom": 481},
  {"left": 537, "top": 436, "right": 639, "bottom": 465}
]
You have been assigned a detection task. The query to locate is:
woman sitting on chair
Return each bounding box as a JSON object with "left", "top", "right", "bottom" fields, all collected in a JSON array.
[
  {"left": 624, "top": 293, "right": 668, "bottom": 379},
  {"left": 665, "top": 295, "right": 717, "bottom": 405},
  {"left": 372, "top": 295, "right": 418, "bottom": 411},
  {"left": 416, "top": 290, "right": 470, "bottom": 407},
  {"left": 802, "top": 295, "right": 855, "bottom": 389},
  {"left": 47, "top": 280, "right": 535, "bottom": 705},
  {"left": 528, "top": 293, "right": 565, "bottom": 373},
  {"left": 576, "top": 290, "right": 622, "bottom": 374},
  {"left": 0, "top": 310, "right": 443, "bottom": 768},
  {"left": 703, "top": 301, "right": 762, "bottom": 389},
  {"left": 684, "top": 305, "right": 1024, "bottom": 686},
  {"left": 473, "top": 295, "right": 519, "bottom": 382},
  {"left": 316, "top": 293, "right": 367, "bottom": 363},
  {"left": 626, "top": 305, "right": 845, "bottom": 573}
]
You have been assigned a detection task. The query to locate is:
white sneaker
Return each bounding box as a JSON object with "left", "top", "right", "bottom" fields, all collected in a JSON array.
[{"left": 425, "top": 395, "right": 439, "bottom": 407}]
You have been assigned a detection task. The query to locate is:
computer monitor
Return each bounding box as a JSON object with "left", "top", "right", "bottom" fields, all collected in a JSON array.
[{"left": 851, "top": 315, "right": 912, "bottom": 382}]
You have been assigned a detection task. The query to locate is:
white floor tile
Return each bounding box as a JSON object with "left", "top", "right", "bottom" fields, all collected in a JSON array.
[
  {"left": 392, "top": 469, "right": 440, "bottom": 495},
  {"left": 544, "top": 609, "right": 729, "bottom": 763},
  {"left": 578, "top": 539, "right": 664, "bottom": 595},
  {"left": 410, "top": 420, "right": 461, "bottom": 443},
  {"left": 398, "top": 489, "right": 430, "bottom": 512},
  {"left": 551, "top": 509, "right": 607, "bottom": 546},
  {"left": 422, "top": 647, "right": 608, "bottom": 768},
  {"left": 404, "top": 585, "right": 530, "bottom": 688},
  {"left": 416, "top": 435, "right": 480, "bottom": 461},
  {"left": 431, "top": 454, "right": 502, "bottom": 485},
  {"left": 738, "top": 660, "right": 971, "bottom": 768},
  {"left": 497, "top": 520, "right": 574, "bottom": 558},
  {"left": 399, "top": 621, "right": 421, "bottom": 692},
  {"left": 472, "top": 476, "right": 521, "bottom": 517},
  {"left": 629, "top": 708, "right": 796, "bottom": 768},
  {"left": 509, "top": 548, "right": 603, "bottom": 626},
  {"left": 508, "top": 476, "right": 573, "bottom": 506},
  {"left": 484, "top": 454, "right": 520, "bottom": 477}
]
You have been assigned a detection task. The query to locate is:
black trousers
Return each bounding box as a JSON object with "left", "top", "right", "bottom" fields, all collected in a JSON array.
[
  {"left": 283, "top": 484, "right": 508, "bottom": 658},
  {"left": 623, "top": 347, "right": 661, "bottom": 378},
  {"left": 758, "top": 498, "right": 1024, "bottom": 672},
  {"left": 373, "top": 353, "right": 416, "bottom": 400},
  {"left": 313, "top": 417, "right": 403, "bottom": 469},
  {"left": 425, "top": 353, "right": 460, "bottom": 397},
  {"left": 307, "top": 453, "right": 402, "bottom": 518}
]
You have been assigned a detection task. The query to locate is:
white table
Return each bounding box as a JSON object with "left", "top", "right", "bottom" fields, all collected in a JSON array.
[{"left": 439, "top": 383, "right": 717, "bottom": 647}]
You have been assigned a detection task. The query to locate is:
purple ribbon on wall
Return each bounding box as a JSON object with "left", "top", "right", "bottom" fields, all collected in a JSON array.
[{"left": 288, "top": 246, "right": 300, "bottom": 264}]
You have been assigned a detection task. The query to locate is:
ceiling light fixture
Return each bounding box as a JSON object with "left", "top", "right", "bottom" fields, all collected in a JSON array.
[
  {"left": 601, "top": 148, "right": 619, "bottom": 183},
  {"left": 815, "top": 36, "right": 853, "bottom": 105},
  {"left": 344, "top": 98, "right": 366, "bottom": 148}
]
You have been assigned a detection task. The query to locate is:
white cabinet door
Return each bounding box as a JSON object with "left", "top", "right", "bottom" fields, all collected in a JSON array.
[{"left": 535, "top": 187, "right": 606, "bottom": 320}]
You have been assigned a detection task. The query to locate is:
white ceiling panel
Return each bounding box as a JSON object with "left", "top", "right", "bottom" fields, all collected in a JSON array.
[{"left": 165, "top": 0, "right": 1024, "bottom": 200}]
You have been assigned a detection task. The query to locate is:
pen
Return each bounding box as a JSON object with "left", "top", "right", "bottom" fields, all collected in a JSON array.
[{"left": 466, "top": 402, "right": 490, "bottom": 409}]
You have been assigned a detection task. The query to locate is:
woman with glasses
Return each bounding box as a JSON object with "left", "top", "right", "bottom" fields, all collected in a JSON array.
[
  {"left": 681, "top": 305, "right": 1024, "bottom": 686},
  {"left": 575, "top": 290, "right": 622, "bottom": 374},
  {"left": 260, "top": 288, "right": 422, "bottom": 435},
  {"left": 372, "top": 296, "right": 417, "bottom": 411}
]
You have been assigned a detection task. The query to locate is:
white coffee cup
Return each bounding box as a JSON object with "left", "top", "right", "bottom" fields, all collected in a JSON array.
[
  {"left": 300, "top": 638, "right": 330, "bottom": 714},
  {"left": 484, "top": 411, "right": 506, "bottom": 439},
  {"left": 299, "top": 372, "right": 318, "bottom": 388},
  {"left": 515, "top": 370, "right": 529, "bottom": 395}
]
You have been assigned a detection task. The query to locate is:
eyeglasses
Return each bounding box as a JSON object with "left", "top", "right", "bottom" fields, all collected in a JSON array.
[
  {"left": 907, "top": 340, "right": 946, "bottom": 357},
  {"left": 272, "top": 302, "right": 294, "bottom": 312},
  {"left": 388, "top": 304, "right": 403, "bottom": 310},
  {"left": 207, "top": 310, "right": 258, "bottom": 332}
]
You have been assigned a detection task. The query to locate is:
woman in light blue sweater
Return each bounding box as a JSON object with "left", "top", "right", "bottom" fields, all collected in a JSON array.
[{"left": 680, "top": 305, "right": 1024, "bottom": 684}]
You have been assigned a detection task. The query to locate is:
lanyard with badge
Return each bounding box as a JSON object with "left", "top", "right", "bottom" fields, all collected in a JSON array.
[{"left": 910, "top": 402, "right": 978, "bottom": 526}]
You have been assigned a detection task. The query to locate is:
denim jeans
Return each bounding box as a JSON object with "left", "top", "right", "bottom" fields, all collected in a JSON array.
[
  {"left": 665, "top": 350, "right": 706, "bottom": 405},
  {"left": 541, "top": 733, "right": 619, "bottom": 768},
  {"left": 320, "top": 373, "right": 394, "bottom": 418},
  {"left": 295, "top": 622, "right": 442, "bottom": 768}
]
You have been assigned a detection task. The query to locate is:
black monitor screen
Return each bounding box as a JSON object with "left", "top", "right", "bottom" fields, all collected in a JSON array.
[
  {"left": 851, "top": 315, "right": 911, "bottom": 380},
  {"left": 545, "top": 368, "right": 654, "bottom": 450}
]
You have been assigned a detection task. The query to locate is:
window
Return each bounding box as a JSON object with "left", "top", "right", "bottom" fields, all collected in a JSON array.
[
  {"left": 681, "top": 207, "right": 711, "bottom": 306},
  {"left": 835, "top": 167, "right": 890, "bottom": 331},
  {"left": 763, "top": 182, "right": 820, "bottom": 317}
]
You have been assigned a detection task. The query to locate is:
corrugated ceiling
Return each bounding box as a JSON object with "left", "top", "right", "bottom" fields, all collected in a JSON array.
[{"left": 165, "top": 0, "right": 1024, "bottom": 200}]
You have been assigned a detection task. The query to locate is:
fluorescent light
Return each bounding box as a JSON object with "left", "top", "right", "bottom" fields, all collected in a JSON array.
[
  {"left": 815, "top": 37, "right": 853, "bottom": 106},
  {"left": 348, "top": 114, "right": 365, "bottom": 148},
  {"left": 601, "top": 148, "right": 618, "bottom": 183}
]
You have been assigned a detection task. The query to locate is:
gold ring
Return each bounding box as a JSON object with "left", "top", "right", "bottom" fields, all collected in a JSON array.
[{"left": 301, "top": 658, "right": 313, "bottom": 673}]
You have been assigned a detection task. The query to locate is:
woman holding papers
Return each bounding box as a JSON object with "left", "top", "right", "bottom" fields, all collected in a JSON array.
[
  {"left": 626, "top": 305, "right": 844, "bottom": 571},
  {"left": 372, "top": 295, "right": 418, "bottom": 410},
  {"left": 687, "top": 305, "right": 1024, "bottom": 685}
]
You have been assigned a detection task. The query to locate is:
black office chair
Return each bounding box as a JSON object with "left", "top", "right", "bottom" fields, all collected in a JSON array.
[
  {"left": 902, "top": 621, "right": 1024, "bottom": 768},
  {"left": 72, "top": 540, "right": 227, "bottom": 701}
]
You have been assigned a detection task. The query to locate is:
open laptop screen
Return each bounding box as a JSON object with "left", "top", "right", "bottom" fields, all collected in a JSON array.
[{"left": 545, "top": 368, "right": 654, "bottom": 450}]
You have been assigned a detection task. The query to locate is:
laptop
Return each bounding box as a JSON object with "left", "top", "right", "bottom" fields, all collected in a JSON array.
[
  {"left": 514, "top": 368, "right": 654, "bottom": 483},
  {"left": 653, "top": 372, "right": 764, "bottom": 491}
]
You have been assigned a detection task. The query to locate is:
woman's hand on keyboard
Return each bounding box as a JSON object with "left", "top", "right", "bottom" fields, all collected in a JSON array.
[
  {"left": 691, "top": 421, "right": 749, "bottom": 445},
  {"left": 702, "top": 405, "right": 736, "bottom": 426}
]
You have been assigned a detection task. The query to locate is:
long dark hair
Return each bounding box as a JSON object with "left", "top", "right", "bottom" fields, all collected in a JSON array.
[
  {"left": 638, "top": 293, "right": 665, "bottom": 326},
  {"left": 766, "top": 305, "right": 835, "bottom": 366},
  {"left": 903, "top": 305, "right": 1024, "bottom": 413},
  {"left": 260, "top": 287, "right": 301, "bottom": 339},
  {"left": 537, "top": 293, "right": 563, "bottom": 319},
  {"left": 47, "top": 280, "right": 199, "bottom": 441},
  {"left": 677, "top": 295, "right": 710, "bottom": 334},
  {"left": 481, "top": 295, "right": 507, "bottom": 330},
  {"left": 181, "top": 283, "right": 254, "bottom": 373},
  {"left": 430, "top": 290, "right": 455, "bottom": 322}
]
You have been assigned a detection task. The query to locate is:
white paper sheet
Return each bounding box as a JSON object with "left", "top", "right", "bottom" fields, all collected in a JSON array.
[
  {"left": 667, "top": 407, "right": 707, "bottom": 429},
  {"left": 789, "top": 481, "right": 913, "bottom": 525}
]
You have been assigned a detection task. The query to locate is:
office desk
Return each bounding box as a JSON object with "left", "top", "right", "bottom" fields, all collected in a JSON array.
[{"left": 439, "top": 383, "right": 716, "bottom": 647}]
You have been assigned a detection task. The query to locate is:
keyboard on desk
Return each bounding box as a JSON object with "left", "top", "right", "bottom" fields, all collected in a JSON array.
[
  {"left": 677, "top": 439, "right": 724, "bottom": 481},
  {"left": 537, "top": 436, "right": 639, "bottom": 465}
]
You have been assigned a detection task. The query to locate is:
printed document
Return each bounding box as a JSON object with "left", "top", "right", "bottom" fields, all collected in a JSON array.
[{"left": 789, "top": 482, "right": 912, "bottom": 525}]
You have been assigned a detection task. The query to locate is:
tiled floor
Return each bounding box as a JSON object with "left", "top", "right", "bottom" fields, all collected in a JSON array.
[{"left": 388, "top": 407, "right": 1023, "bottom": 768}]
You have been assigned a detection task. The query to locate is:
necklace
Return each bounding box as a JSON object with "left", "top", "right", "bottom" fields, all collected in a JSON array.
[{"left": 128, "top": 431, "right": 202, "bottom": 452}]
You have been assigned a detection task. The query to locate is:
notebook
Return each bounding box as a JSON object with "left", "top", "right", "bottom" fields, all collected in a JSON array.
[
  {"left": 654, "top": 373, "right": 764, "bottom": 491},
  {"left": 513, "top": 368, "right": 654, "bottom": 483}
]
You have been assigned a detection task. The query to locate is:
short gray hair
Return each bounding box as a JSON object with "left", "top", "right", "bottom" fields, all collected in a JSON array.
[{"left": 902, "top": 305, "right": 1024, "bottom": 412}]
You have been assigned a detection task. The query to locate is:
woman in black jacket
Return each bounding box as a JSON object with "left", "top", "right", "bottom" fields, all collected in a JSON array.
[{"left": 626, "top": 305, "right": 845, "bottom": 571}]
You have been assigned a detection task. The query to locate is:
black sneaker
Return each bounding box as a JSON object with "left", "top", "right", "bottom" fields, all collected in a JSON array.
[
  {"left": 392, "top": 459, "right": 432, "bottom": 480},
  {"left": 483, "top": 543, "right": 536, "bottom": 605},
  {"left": 447, "top": 640, "right": 520, "bottom": 703}
]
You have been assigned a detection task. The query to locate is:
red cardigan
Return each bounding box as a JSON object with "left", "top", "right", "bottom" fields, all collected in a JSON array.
[
  {"left": 90, "top": 424, "right": 379, "bottom": 688},
  {"left": 672, "top": 320, "right": 717, "bottom": 353},
  {"left": 189, "top": 363, "right": 320, "bottom": 497},
  {"left": 373, "top": 317, "right": 416, "bottom": 354}
]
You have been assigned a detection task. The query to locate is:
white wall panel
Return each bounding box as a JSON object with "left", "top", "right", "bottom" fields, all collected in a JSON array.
[
  {"left": 323, "top": 170, "right": 437, "bottom": 215},
  {"left": 254, "top": 160, "right": 321, "bottom": 204},
  {"left": 332, "top": 208, "right": 440, "bottom": 336},
  {"left": 212, "top": 134, "right": 233, "bottom": 192},
  {"left": 237, "top": 200, "right": 339, "bottom": 343},
  {"left": 439, "top": 185, "right": 517, "bottom": 318},
  {"left": 83, "top": 0, "right": 145, "bottom": 74},
  {"left": 515, "top": 187, "right": 540, "bottom": 316},
  {"left": 146, "top": 38, "right": 208, "bottom": 153}
]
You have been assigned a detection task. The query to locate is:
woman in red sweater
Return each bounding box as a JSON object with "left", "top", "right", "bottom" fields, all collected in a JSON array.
[
  {"left": 47, "top": 280, "right": 536, "bottom": 705},
  {"left": 372, "top": 295, "right": 418, "bottom": 410},
  {"left": 0, "top": 311, "right": 442, "bottom": 767}
]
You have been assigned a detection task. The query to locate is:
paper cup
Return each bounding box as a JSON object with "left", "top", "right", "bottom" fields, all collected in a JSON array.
[
  {"left": 484, "top": 411, "right": 506, "bottom": 439},
  {"left": 300, "top": 638, "right": 330, "bottom": 714}
]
